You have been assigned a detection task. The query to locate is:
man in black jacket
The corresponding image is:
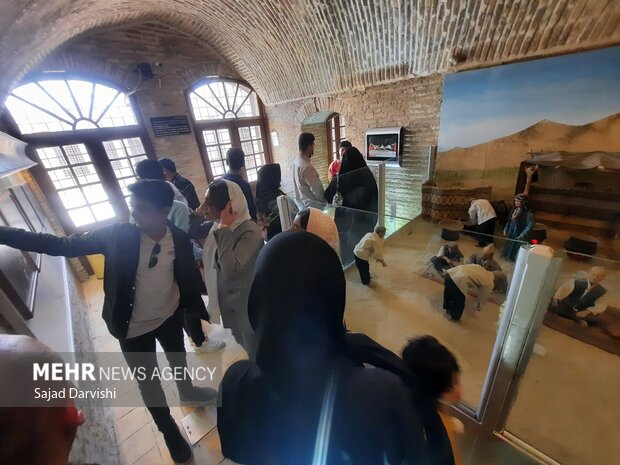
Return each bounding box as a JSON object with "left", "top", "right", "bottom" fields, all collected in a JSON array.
[
  {"left": 159, "top": 157, "right": 201, "bottom": 210},
  {"left": 0, "top": 180, "right": 213, "bottom": 464}
]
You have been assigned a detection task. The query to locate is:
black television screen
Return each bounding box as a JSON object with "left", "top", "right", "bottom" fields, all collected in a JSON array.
[{"left": 365, "top": 128, "right": 401, "bottom": 164}]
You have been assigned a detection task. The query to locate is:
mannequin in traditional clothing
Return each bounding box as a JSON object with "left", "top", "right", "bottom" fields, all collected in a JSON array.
[{"left": 550, "top": 266, "right": 608, "bottom": 324}]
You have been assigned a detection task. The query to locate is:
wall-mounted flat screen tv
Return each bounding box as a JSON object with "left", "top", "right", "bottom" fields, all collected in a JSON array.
[{"left": 365, "top": 127, "right": 402, "bottom": 166}]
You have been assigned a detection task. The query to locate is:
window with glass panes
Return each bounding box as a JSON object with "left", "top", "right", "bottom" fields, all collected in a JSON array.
[
  {"left": 102, "top": 138, "right": 148, "bottom": 206},
  {"left": 187, "top": 78, "right": 271, "bottom": 183},
  {"left": 328, "top": 113, "right": 347, "bottom": 162},
  {"left": 4, "top": 75, "right": 154, "bottom": 233}
]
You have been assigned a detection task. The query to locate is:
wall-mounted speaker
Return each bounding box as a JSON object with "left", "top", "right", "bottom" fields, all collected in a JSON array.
[{"left": 136, "top": 63, "right": 154, "bottom": 80}]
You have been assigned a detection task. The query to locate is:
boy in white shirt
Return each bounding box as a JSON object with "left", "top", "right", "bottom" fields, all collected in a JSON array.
[{"left": 353, "top": 225, "right": 387, "bottom": 285}]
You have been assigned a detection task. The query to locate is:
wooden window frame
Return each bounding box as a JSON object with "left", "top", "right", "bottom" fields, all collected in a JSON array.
[
  {"left": 3, "top": 74, "right": 156, "bottom": 235},
  {"left": 327, "top": 113, "right": 347, "bottom": 163},
  {"left": 186, "top": 78, "right": 272, "bottom": 184}
]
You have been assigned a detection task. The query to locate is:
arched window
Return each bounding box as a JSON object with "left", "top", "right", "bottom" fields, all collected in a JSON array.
[
  {"left": 188, "top": 78, "right": 271, "bottom": 182},
  {"left": 4, "top": 74, "right": 154, "bottom": 232},
  {"left": 6, "top": 79, "right": 138, "bottom": 134}
]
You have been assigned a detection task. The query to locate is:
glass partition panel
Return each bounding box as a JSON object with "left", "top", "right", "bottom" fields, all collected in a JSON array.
[
  {"left": 279, "top": 193, "right": 528, "bottom": 411},
  {"left": 503, "top": 251, "right": 620, "bottom": 465}
]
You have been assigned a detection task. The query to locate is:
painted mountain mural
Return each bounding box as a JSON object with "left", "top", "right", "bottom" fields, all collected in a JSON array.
[{"left": 434, "top": 113, "right": 620, "bottom": 199}]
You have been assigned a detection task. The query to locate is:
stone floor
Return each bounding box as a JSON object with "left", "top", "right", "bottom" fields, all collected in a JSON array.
[
  {"left": 83, "top": 277, "right": 243, "bottom": 465},
  {"left": 80, "top": 217, "right": 619, "bottom": 465},
  {"left": 343, "top": 218, "right": 620, "bottom": 465}
]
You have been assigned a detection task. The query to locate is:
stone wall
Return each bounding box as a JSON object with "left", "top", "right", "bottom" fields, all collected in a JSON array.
[{"left": 267, "top": 75, "right": 443, "bottom": 220}]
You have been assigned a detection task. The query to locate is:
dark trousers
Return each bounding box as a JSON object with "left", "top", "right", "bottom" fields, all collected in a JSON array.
[
  {"left": 183, "top": 309, "right": 206, "bottom": 346},
  {"left": 444, "top": 275, "right": 466, "bottom": 321},
  {"left": 549, "top": 300, "right": 587, "bottom": 322},
  {"left": 355, "top": 255, "right": 371, "bottom": 285},
  {"left": 119, "top": 310, "right": 192, "bottom": 434},
  {"left": 476, "top": 218, "right": 497, "bottom": 245}
]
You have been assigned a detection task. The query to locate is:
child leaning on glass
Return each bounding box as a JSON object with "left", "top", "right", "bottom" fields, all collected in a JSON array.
[{"left": 402, "top": 336, "right": 464, "bottom": 465}]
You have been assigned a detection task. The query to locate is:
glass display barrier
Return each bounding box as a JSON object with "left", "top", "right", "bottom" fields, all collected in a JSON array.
[
  {"left": 275, "top": 161, "right": 619, "bottom": 464},
  {"left": 502, "top": 251, "right": 620, "bottom": 465},
  {"left": 278, "top": 194, "right": 529, "bottom": 412}
]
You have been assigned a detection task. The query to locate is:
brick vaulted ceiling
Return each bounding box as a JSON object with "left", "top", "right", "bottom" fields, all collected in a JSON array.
[{"left": 1, "top": 0, "right": 620, "bottom": 105}]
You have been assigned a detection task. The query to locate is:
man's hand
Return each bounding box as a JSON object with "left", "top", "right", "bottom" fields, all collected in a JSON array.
[{"left": 525, "top": 165, "right": 539, "bottom": 177}]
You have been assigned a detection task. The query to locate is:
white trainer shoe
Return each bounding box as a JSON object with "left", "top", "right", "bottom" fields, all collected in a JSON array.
[{"left": 194, "top": 338, "right": 226, "bottom": 353}]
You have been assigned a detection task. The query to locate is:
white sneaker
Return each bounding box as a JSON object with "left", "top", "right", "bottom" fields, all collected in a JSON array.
[{"left": 194, "top": 338, "right": 226, "bottom": 353}]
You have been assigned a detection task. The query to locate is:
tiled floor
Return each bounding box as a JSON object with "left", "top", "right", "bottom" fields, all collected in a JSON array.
[{"left": 82, "top": 277, "right": 244, "bottom": 465}]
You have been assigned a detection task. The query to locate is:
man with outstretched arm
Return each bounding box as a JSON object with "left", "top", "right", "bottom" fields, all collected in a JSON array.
[{"left": 0, "top": 179, "right": 214, "bottom": 465}]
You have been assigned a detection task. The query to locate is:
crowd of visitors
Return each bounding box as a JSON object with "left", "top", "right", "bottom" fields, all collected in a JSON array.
[{"left": 0, "top": 136, "right": 556, "bottom": 465}]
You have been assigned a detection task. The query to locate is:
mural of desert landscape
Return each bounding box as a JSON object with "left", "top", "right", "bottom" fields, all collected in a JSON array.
[{"left": 435, "top": 45, "right": 620, "bottom": 201}]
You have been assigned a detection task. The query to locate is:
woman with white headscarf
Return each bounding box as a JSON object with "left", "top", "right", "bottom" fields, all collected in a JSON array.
[{"left": 198, "top": 179, "right": 264, "bottom": 358}]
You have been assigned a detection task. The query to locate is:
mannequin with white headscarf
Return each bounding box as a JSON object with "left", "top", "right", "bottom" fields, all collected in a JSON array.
[{"left": 198, "top": 179, "right": 264, "bottom": 358}]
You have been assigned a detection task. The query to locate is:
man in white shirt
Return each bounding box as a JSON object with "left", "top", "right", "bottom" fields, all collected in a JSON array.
[
  {"left": 0, "top": 180, "right": 214, "bottom": 464},
  {"left": 443, "top": 264, "right": 498, "bottom": 321},
  {"left": 133, "top": 159, "right": 225, "bottom": 354},
  {"left": 353, "top": 225, "right": 387, "bottom": 285},
  {"left": 292, "top": 132, "right": 325, "bottom": 209},
  {"left": 466, "top": 198, "right": 497, "bottom": 247},
  {"left": 550, "top": 266, "right": 608, "bottom": 324}
]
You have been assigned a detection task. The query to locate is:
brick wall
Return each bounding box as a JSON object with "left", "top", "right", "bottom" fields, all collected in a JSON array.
[
  {"left": 30, "top": 22, "right": 443, "bottom": 222},
  {"left": 37, "top": 21, "right": 240, "bottom": 198},
  {"left": 267, "top": 75, "right": 443, "bottom": 220}
]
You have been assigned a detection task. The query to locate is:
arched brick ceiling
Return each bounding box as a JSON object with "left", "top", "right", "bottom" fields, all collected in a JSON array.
[{"left": 2, "top": 0, "right": 620, "bottom": 105}]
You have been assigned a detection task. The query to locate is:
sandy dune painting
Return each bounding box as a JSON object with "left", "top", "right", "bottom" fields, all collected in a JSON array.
[{"left": 435, "top": 46, "right": 620, "bottom": 199}]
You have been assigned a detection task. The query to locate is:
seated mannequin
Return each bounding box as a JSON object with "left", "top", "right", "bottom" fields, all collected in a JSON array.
[
  {"left": 467, "top": 245, "right": 507, "bottom": 293},
  {"left": 466, "top": 244, "right": 501, "bottom": 272},
  {"left": 431, "top": 242, "right": 464, "bottom": 276},
  {"left": 549, "top": 266, "right": 608, "bottom": 325}
]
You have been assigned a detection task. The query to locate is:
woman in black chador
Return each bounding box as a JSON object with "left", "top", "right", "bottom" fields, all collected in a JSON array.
[
  {"left": 218, "top": 232, "right": 427, "bottom": 465},
  {"left": 324, "top": 147, "right": 379, "bottom": 265}
]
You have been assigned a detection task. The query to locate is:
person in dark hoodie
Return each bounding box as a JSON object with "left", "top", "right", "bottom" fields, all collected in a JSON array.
[{"left": 218, "top": 232, "right": 425, "bottom": 465}]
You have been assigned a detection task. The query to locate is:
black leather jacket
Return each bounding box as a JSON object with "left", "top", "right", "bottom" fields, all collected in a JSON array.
[{"left": 0, "top": 222, "right": 208, "bottom": 339}]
